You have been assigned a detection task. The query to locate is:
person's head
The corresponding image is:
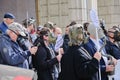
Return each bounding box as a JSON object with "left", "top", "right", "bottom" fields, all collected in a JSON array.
[
  {"left": 3, "top": 13, "right": 15, "bottom": 25},
  {"left": 68, "top": 24, "right": 85, "bottom": 46},
  {"left": 65, "top": 26, "right": 69, "bottom": 35},
  {"left": 83, "top": 22, "right": 89, "bottom": 31},
  {"left": 44, "top": 22, "right": 55, "bottom": 33},
  {"left": 40, "top": 28, "right": 50, "bottom": 41},
  {"left": 107, "top": 27, "right": 120, "bottom": 42},
  {"left": 107, "top": 28, "right": 116, "bottom": 38},
  {"left": 22, "top": 17, "right": 35, "bottom": 33},
  {"left": 54, "top": 27, "right": 62, "bottom": 36},
  {"left": 88, "top": 24, "right": 105, "bottom": 39},
  {"left": 7, "top": 22, "right": 26, "bottom": 41},
  {"left": 36, "top": 25, "right": 43, "bottom": 35}
]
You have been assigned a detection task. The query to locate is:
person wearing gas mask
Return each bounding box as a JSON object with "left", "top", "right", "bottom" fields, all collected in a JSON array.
[
  {"left": 83, "top": 24, "right": 117, "bottom": 80},
  {"left": 105, "top": 27, "right": 120, "bottom": 59},
  {"left": 22, "top": 17, "right": 37, "bottom": 69},
  {"left": 58, "top": 24, "right": 101, "bottom": 80},
  {"left": 62, "top": 21, "right": 77, "bottom": 53},
  {"left": 33, "top": 28, "right": 63, "bottom": 80},
  {"left": 22, "top": 17, "right": 37, "bottom": 49},
  {"left": 0, "top": 22, "right": 37, "bottom": 69}
]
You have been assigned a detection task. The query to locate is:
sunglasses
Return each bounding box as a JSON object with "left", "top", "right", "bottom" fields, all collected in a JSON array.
[
  {"left": 108, "top": 31, "right": 115, "bottom": 33},
  {"left": 45, "top": 34, "right": 49, "bottom": 37}
]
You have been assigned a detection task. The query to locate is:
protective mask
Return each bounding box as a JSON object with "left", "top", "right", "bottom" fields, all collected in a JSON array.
[
  {"left": 97, "top": 27, "right": 105, "bottom": 39},
  {"left": 68, "top": 24, "right": 84, "bottom": 46},
  {"left": 48, "top": 32, "right": 57, "bottom": 44}
]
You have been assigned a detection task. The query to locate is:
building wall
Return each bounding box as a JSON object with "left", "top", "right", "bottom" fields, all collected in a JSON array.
[
  {"left": 38, "top": 0, "right": 98, "bottom": 31},
  {"left": 38, "top": 0, "right": 120, "bottom": 30},
  {"left": 0, "top": 0, "right": 36, "bottom": 24},
  {"left": 98, "top": 0, "right": 120, "bottom": 29},
  {"left": 1, "top": 0, "right": 120, "bottom": 30},
  {"left": 38, "top": 0, "right": 69, "bottom": 29}
]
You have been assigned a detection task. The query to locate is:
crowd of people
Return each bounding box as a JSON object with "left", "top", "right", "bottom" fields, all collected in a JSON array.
[{"left": 0, "top": 12, "right": 120, "bottom": 80}]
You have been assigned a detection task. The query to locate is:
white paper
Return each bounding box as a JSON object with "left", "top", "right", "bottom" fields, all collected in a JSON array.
[{"left": 90, "top": 9, "right": 99, "bottom": 27}]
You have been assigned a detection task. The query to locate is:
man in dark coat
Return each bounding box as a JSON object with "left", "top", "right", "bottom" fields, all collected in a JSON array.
[
  {"left": 83, "top": 24, "right": 116, "bottom": 80},
  {"left": 58, "top": 24, "right": 101, "bottom": 80},
  {"left": 105, "top": 27, "right": 120, "bottom": 59},
  {"left": 33, "top": 28, "right": 63, "bottom": 80}
]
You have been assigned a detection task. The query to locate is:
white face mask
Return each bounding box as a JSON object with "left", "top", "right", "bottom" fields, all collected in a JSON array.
[
  {"left": 97, "top": 27, "right": 105, "bottom": 39},
  {"left": 88, "top": 24, "right": 105, "bottom": 39}
]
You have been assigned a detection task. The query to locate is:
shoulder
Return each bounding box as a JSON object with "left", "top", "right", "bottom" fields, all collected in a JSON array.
[
  {"left": 0, "top": 34, "right": 11, "bottom": 43},
  {"left": 0, "top": 22, "right": 5, "bottom": 27}
]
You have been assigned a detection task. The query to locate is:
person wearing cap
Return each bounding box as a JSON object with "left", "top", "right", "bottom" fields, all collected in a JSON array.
[
  {"left": 22, "top": 17, "right": 37, "bottom": 48},
  {"left": 22, "top": 18, "right": 37, "bottom": 69},
  {"left": 0, "top": 13, "right": 15, "bottom": 33},
  {"left": 36, "top": 25, "right": 43, "bottom": 37},
  {"left": 0, "top": 22, "right": 38, "bottom": 69}
]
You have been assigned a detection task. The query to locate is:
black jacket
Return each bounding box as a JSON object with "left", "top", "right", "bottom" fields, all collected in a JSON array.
[
  {"left": 58, "top": 45, "right": 99, "bottom": 80},
  {"left": 33, "top": 38, "right": 58, "bottom": 80}
]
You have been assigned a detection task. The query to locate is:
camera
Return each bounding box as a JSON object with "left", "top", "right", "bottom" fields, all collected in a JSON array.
[{"left": 17, "top": 35, "right": 28, "bottom": 50}]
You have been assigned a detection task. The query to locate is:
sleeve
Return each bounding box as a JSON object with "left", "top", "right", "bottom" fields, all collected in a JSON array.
[
  {"left": 100, "top": 59, "right": 107, "bottom": 75},
  {"left": 105, "top": 41, "right": 120, "bottom": 59},
  {"left": 0, "top": 38, "right": 30, "bottom": 66},
  {"left": 74, "top": 50, "right": 99, "bottom": 78},
  {"left": 55, "top": 35, "right": 63, "bottom": 52},
  {"left": 36, "top": 47, "right": 58, "bottom": 70}
]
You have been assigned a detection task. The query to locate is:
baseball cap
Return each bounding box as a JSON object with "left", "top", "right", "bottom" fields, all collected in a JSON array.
[
  {"left": 4, "top": 13, "right": 15, "bottom": 19},
  {"left": 8, "top": 22, "right": 26, "bottom": 37}
]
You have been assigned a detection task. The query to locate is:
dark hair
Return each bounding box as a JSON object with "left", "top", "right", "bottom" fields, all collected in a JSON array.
[
  {"left": 69, "top": 21, "right": 76, "bottom": 26},
  {"left": 83, "top": 22, "right": 89, "bottom": 31},
  {"left": 39, "top": 28, "right": 50, "bottom": 39}
]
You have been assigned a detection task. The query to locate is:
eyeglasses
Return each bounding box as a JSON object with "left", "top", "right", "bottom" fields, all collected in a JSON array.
[{"left": 9, "top": 29, "right": 18, "bottom": 36}]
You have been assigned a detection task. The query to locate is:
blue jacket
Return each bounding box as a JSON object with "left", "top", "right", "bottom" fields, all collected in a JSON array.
[
  {"left": 105, "top": 39, "right": 120, "bottom": 59},
  {"left": 0, "top": 22, "right": 8, "bottom": 33},
  {"left": 0, "top": 34, "right": 31, "bottom": 69},
  {"left": 83, "top": 38, "right": 108, "bottom": 80}
]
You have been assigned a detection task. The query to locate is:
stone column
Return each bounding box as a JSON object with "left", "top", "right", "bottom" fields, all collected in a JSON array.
[{"left": 68, "top": 0, "right": 97, "bottom": 24}]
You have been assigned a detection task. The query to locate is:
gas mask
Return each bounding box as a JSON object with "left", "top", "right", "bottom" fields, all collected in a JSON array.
[
  {"left": 108, "top": 28, "right": 120, "bottom": 41},
  {"left": 68, "top": 24, "right": 87, "bottom": 46},
  {"left": 98, "top": 27, "right": 105, "bottom": 39},
  {"left": 113, "top": 30, "right": 120, "bottom": 41},
  {"left": 48, "top": 32, "right": 57, "bottom": 44},
  {"left": 88, "top": 24, "right": 105, "bottom": 39}
]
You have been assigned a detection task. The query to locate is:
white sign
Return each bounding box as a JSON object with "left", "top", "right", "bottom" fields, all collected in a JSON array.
[{"left": 90, "top": 9, "right": 99, "bottom": 27}]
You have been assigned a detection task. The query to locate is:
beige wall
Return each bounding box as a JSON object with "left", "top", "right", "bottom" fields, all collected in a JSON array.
[
  {"left": 98, "top": 0, "right": 120, "bottom": 29},
  {"left": 37, "top": 0, "right": 120, "bottom": 30},
  {"left": 1, "top": 0, "right": 120, "bottom": 30},
  {"left": 38, "top": 0, "right": 98, "bottom": 31}
]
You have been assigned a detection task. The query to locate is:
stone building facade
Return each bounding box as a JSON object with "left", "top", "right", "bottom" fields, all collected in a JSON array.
[
  {"left": 37, "top": 0, "right": 120, "bottom": 30},
  {"left": 0, "top": 0, "right": 120, "bottom": 30}
]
